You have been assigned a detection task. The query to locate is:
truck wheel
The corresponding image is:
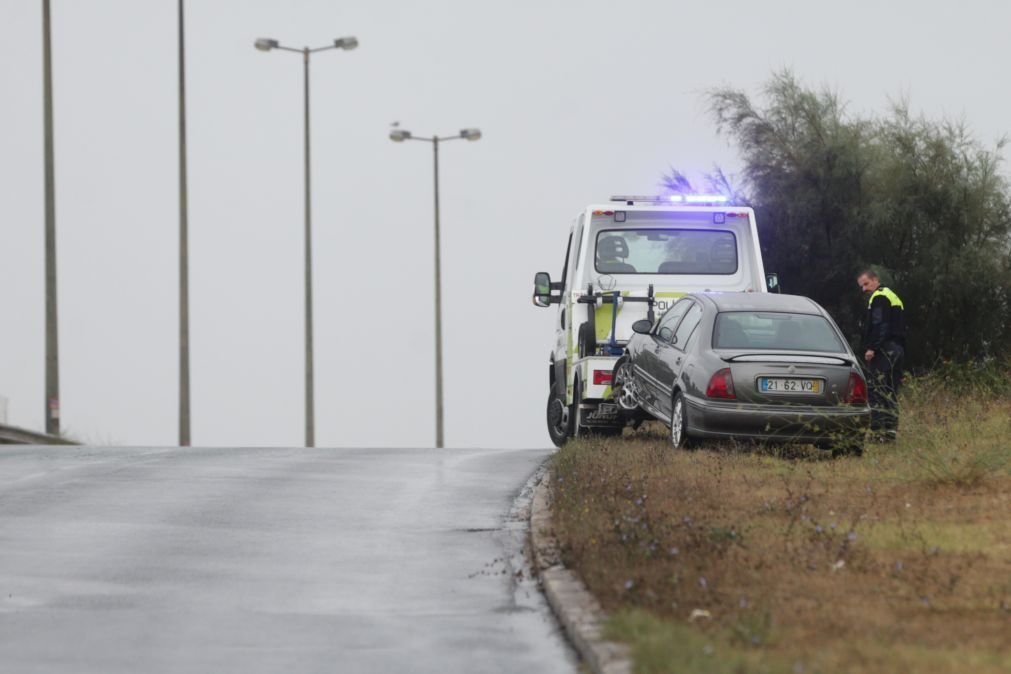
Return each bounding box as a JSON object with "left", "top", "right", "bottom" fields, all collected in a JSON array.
[{"left": 546, "top": 389, "right": 572, "bottom": 448}]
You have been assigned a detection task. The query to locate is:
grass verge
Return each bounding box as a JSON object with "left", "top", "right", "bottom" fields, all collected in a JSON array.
[{"left": 551, "top": 388, "right": 1011, "bottom": 673}]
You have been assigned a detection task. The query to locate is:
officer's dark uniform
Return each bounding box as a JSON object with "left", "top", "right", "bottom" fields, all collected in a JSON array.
[{"left": 862, "top": 287, "right": 906, "bottom": 437}]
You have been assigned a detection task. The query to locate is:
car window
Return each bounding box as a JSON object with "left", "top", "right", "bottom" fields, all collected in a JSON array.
[
  {"left": 713, "top": 312, "right": 845, "bottom": 352},
  {"left": 655, "top": 299, "right": 692, "bottom": 343},
  {"left": 595, "top": 229, "right": 738, "bottom": 275},
  {"left": 573, "top": 222, "right": 585, "bottom": 279},
  {"left": 559, "top": 231, "right": 573, "bottom": 293},
  {"left": 673, "top": 302, "right": 703, "bottom": 349}
]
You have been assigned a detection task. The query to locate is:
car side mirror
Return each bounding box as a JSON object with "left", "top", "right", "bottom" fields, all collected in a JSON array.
[
  {"left": 632, "top": 319, "right": 652, "bottom": 334},
  {"left": 533, "top": 271, "right": 561, "bottom": 307},
  {"left": 533, "top": 272, "right": 552, "bottom": 307},
  {"left": 766, "top": 273, "right": 781, "bottom": 293}
]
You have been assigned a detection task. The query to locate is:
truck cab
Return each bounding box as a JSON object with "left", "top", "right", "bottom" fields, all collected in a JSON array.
[{"left": 533, "top": 195, "right": 776, "bottom": 446}]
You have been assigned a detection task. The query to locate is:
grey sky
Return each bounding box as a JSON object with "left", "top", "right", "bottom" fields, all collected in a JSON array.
[{"left": 2, "top": 0, "right": 1008, "bottom": 448}]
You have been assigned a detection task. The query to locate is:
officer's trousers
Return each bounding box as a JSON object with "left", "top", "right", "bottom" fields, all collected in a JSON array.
[{"left": 867, "top": 342, "right": 904, "bottom": 433}]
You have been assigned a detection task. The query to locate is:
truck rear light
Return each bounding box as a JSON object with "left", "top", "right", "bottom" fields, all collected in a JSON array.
[
  {"left": 844, "top": 372, "right": 868, "bottom": 404},
  {"left": 706, "top": 368, "right": 736, "bottom": 399},
  {"left": 593, "top": 370, "right": 613, "bottom": 386}
]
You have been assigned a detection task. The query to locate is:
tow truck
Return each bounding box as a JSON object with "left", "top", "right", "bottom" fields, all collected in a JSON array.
[{"left": 532, "top": 195, "right": 778, "bottom": 446}]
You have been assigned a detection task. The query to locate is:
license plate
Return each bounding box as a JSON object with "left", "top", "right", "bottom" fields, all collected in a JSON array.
[{"left": 759, "top": 377, "right": 822, "bottom": 394}]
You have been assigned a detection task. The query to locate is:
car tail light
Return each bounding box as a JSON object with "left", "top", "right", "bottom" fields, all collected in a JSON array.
[
  {"left": 593, "top": 370, "right": 613, "bottom": 386},
  {"left": 844, "top": 372, "right": 868, "bottom": 404},
  {"left": 706, "top": 368, "right": 736, "bottom": 399}
]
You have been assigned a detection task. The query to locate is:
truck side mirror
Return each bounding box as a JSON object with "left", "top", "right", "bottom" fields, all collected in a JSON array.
[
  {"left": 631, "top": 319, "right": 652, "bottom": 334},
  {"left": 533, "top": 272, "right": 553, "bottom": 307},
  {"left": 765, "top": 273, "right": 781, "bottom": 293}
]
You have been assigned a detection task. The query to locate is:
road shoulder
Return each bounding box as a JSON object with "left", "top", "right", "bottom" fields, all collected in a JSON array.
[{"left": 529, "top": 469, "right": 631, "bottom": 674}]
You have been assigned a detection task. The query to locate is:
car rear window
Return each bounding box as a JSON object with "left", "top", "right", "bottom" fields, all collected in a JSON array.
[{"left": 713, "top": 312, "right": 844, "bottom": 352}]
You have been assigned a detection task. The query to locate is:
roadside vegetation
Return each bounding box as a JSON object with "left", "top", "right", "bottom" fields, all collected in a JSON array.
[
  {"left": 664, "top": 70, "right": 1011, "bottom": 370},
  {"left": 550, "top": 372, "right": 1011, "bottom": 673}
]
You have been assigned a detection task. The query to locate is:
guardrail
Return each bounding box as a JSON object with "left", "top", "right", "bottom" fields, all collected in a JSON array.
[{"left": 0, "top": 423, "right": 77, "bottom": 445}]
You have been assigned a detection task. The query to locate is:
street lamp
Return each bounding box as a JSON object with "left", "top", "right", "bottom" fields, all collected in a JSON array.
[
  {"left": 255, "top": 35, "right": 358, "bottom": 448},
  {"left": 389, "top": 126, "right": 482, "bottom": 449},
  {"left": 42, "top": 0, "right": 60, "bottom": 436},
  {"left": 178, "top": 0, "right": 191, "bottom": 447}
]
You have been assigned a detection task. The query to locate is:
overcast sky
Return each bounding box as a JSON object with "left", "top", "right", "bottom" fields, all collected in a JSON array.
[{"left": 2, "top": 0, "right": 1009, "bottom": 448}]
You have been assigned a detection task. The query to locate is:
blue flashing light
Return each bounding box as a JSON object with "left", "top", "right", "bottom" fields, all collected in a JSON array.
[{"left": 685, "top": 195, "right": 729, "bottom": 203}]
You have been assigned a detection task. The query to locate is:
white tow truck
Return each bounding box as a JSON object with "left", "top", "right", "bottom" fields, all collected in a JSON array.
[{"left": 532, "top": 195, "right": 779, "bottom": 447}]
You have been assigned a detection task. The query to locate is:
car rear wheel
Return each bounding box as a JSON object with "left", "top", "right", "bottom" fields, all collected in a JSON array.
[
  {"left": 546, "top": 388, "right": 572, "bottom": 448},
  {"left": 670, "top": 391, "right": 695, "bottom": 449}
]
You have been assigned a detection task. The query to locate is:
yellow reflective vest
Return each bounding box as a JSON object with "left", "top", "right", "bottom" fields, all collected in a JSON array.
[{"left": 868, "top": 287, "right": 904, "bottom": 309}]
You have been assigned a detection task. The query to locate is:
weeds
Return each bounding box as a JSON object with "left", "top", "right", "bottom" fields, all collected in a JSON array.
[
  {"left": 897, "top": 381, "right": 1011, "bottom": 486},
  {"left": 551, "top": 384, "right": 1011, "bottom": 673}
]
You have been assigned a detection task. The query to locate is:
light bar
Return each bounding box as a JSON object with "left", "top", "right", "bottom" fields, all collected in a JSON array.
[
  {"left": 610, "top": 195, "right": 665, "bottom": 203},
  {"left": 610, "top": 194, "right": 730, "bottom": 204}
]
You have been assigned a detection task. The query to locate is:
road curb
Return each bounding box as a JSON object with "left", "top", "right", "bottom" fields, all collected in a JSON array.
[{"left": 529, "top": 469, "right": 632, "bottom": 674}]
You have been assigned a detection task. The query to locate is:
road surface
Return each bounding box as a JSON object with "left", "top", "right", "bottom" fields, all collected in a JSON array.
[{"left": 0, "top": 445, "right": 577, "bottom": 673}]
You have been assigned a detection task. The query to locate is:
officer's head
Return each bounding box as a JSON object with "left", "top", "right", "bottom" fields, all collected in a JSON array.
[
  {"left": 857, "top": 269, "right": 880, "bottom": 294},
  {"left": 597, "top": 236, "right": 629, "bottom": 262}
]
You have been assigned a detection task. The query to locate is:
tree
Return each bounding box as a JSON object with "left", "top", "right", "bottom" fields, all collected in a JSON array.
[{"left": 664, "top": 71, "right": 1011, "bottom": 368}]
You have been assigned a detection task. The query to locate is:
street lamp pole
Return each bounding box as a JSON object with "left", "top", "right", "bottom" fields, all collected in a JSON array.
[
  {"left": 431, "top": 136, "right": 443, "bottom": 450},
  {"left": 389, "top": 127, "right": 482, "bottom": 449},
  {"left": 302, "top": 47, "right": 314, "bottom": 449},
  {"left": 42, "top": 0, "right": 60, "bottom": 436},
  {"left": 178, "top": 0, "right": 191, "bottom": 446},
  {"left": 255, "top": 36, "right": 357, "bottom": 448}
]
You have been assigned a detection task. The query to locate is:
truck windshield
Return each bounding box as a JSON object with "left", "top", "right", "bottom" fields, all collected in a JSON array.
[
  {"left": 714, "top": 312, "right": 845, "bottom": 352},
  {"left": 595, "top": 229, "right": 737, "bottom": 275}
]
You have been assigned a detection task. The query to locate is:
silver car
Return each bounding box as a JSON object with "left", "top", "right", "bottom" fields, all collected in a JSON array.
[{"left": 614, "top": 293, "right": 870, "bottom": 455}]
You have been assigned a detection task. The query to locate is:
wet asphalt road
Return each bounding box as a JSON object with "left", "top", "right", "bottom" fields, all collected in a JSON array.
[{"left": 0, "top": 446, "right": 578, "bottom": 673}]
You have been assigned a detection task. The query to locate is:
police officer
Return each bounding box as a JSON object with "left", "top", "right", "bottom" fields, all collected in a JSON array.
[{"left": 857, "top": 269, "right": 907, "bottom": 441}]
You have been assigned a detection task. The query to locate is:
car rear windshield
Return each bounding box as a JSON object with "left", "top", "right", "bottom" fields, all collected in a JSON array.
[
  {"left": 595, "top": 229, "right": 738, "bottom": 275},
  {"left": 713, "top": 312, "right": 844, "bottom": 352}
]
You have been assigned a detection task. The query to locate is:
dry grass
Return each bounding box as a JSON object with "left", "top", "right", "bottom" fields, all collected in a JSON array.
[{"left": 550, "top": 389, "right": 1011, "bottom": 673}]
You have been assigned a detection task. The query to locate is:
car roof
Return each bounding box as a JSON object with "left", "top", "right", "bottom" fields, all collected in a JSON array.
[{"left": 693, "top": 292, "right": 825, "bottom": 315}]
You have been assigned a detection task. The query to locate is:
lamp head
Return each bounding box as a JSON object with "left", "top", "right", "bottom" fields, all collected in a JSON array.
[
  {"left": 334, "top": 36, "right": 359, "bottom": 50},
  {"left": 254, "top": 38, "right": 279, "bottom": 52},
  {"left": 389, "top": 129, "right": 412, "bottom": 142},
  {"left": 460, "top": 128, "right": 482, "bottom": 142}
]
